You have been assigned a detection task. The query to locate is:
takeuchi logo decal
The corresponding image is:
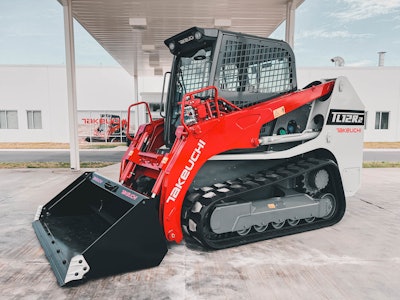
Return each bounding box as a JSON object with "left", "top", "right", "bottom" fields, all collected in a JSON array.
[
  {"left": 81, "top": 118, "right": 126, "bottom": 125},
  {"left": 166, "top": 139, "right": 206, "bottom": 203},
  {"left": 121, "top": 189, "right": 138, "bottom": 200},
  {"left": 92, "top": 176, "right": 103, "bottom": 184},
  {"left": 336, "top": 127, "right": 362, "bottom": 134},
  {"left": 178, "top": 35, "right": 194, "bottom": 45}
]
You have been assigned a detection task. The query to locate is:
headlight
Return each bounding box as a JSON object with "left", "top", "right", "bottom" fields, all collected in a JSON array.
[
  {"left": 168, "top": 42, "right": 175, "bottom": 51},
  {"left": 194, "top": 31, "right": 202, "bottom": 40}
]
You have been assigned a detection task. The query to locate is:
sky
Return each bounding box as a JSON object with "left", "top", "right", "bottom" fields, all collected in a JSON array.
[{"left": 0, "top": 0, "right": 399, "bottom": 68}]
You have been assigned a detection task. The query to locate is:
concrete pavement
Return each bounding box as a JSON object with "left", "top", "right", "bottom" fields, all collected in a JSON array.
[{"left": 0, "top": 165, "right": 399, "bottom": 299}]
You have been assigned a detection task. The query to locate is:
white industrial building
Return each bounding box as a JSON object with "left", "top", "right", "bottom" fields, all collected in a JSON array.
[
  {"left": 1, "top": 0, "right": 399, "bottom": 147},
  {"left": 298, "top": 67, "right": 400, "bottom": 142},
  {"left": 5, "top": 0, "right": 398, "bottom": 169},
  {"left": 0, "top": 64, "right": 399, "bottom": 143},
  {"left": 0, "top": 65, "right": 132, "bottom": 142}
]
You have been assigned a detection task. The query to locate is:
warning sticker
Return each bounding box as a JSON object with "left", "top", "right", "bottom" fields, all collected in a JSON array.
[{"left": 273, "top": 106, "right": 286, "bottom": 118}]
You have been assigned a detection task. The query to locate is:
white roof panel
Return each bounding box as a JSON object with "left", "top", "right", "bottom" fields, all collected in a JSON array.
[{"left": 60, "top": 0, "right": 304, "bottom": 76}]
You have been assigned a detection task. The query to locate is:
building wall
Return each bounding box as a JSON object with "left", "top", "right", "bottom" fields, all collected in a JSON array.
[
  {"left": 0, "top": 65, "right": 133, "bottom": 143},
  {"left": 1, "top": 65, "right": 399, "bottom": 143},
  {"left": 297, "top": 67, "right": 400, "bottom": 142},
  {"left": 76, "top": 66, "right": 134, "bottom": 110},
  {"left": 0, "top": 65, "right": 68, "bottom": 142}
]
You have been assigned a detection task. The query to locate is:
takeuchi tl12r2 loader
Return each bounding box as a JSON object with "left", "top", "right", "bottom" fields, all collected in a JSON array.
[{"left": 33, "top": 27, "right": 365, "bottom": 286}]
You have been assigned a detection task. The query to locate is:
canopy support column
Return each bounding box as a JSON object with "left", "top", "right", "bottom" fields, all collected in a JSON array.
[
  {"left": 62, "top": 0, "right": 80, "bottom": 170},
  {"left": 285, "top": 0, "right": 295, "bottom": 48}
]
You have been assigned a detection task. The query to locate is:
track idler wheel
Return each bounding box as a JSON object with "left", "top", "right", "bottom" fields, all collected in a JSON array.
[
  {"left": 287, "top": 219, "right": 300, "bottom": 226},
  {"left": 304, "top": 217, "right": 315, "bottom": 223},
  {"left": 271, "top": 221, "right": 285, "bottom": 229},
  {"left": 253, "top": 224, "right": 268, "bottom": 233},
  {"left": 237, "top": 227, "right": 251, "bottom": 236},
  {"left": 321, "top": 193, "right": 337, "bottom": 219}
]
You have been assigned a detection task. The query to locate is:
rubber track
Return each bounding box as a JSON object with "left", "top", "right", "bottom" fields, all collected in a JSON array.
[{"left": 182, "top": 158, "right": 346, "bottom": 249}]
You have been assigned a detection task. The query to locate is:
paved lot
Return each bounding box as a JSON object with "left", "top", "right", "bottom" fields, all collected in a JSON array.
[
  {"left": 0, "top": 165, "right": 399, "bottom": 299},
  {"left": 0, "top": 149, "right": 126, "bottom": 163},
  {"left": 363, "top": 149, "right": 400, "bottom": 162},
  {"left": 0, "top": 148, "right": 399, "bottom": 162}
]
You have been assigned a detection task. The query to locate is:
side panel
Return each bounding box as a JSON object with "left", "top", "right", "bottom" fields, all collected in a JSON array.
[
  {"left": 322, "top": 77, "right": 365, "bottom": 195},
  {"left": 212, "top": 76, "right": 365, "bottom": 197}
]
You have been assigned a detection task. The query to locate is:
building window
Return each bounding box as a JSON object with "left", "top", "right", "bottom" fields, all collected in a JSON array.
[
  {"left": 0, "top": 110, "right": 18, "bottom": 129},
  {"left": 149, "top": 103, "right": 161, "bottom": 112},
  {"left": 27, "top": 110, "right": 42, "bottom": 129},
  {"left": 375, "top": 111, "right": 389, "bottom": 130}
]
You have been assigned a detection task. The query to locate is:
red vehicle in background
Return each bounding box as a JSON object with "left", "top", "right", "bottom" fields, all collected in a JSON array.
[{"left": 85, "top": 114, "right": 127, "bottom": 142}]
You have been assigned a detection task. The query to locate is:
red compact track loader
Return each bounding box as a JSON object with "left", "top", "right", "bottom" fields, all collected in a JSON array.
[{"left": 33, "top": 27, "right": 365, "bottom": 286}]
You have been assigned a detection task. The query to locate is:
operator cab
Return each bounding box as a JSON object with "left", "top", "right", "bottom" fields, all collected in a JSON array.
[{"left": 163, "top": 27, "right": 297, "bottom": 147}]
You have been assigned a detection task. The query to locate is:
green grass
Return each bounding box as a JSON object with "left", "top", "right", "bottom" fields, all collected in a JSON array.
[
  {"left": 363, "top": 161, "right": 400, "bottom": 168},
  {"left": 82, "top": 143, "right": 126, "bottom": 149},
  {"left": 364, "top": 142, "right": 400, "bottom": 149},
  {"left": 0, "top": 162, "right": 116, "bottom": 169}
]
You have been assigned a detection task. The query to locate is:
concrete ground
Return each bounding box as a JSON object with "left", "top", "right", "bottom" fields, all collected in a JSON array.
[{"left": 0, "top": 165, "right": 399, "bottom": 299}]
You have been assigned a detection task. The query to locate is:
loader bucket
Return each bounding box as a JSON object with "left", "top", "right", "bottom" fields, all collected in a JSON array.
[{"left": 32, "top": 172, "right": 167, "bottom": 286}]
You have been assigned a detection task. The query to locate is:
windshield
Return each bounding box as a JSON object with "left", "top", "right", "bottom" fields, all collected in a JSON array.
[
  {"left": 176, "top": 48, "right": 213, "bottom": 94},
  {"left": 167, "top": 47, "right": 214, "bottom": 140}
]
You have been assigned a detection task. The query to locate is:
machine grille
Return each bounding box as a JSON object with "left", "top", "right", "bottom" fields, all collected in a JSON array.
[{"left": 217, "top": 37, "right": 295, "bottom": 108}]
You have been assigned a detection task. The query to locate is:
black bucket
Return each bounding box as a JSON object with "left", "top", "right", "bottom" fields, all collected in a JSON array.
[{"left": 32, "top": 172, "right": 167, "bottom": 286}]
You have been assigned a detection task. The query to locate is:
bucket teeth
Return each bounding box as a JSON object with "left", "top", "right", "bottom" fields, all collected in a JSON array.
[
  {"left": 34, "top": 205, "right": 43, "bottom": 221},
  {"left": 65, "top": 255, "right": 90, "bottom": 284}
]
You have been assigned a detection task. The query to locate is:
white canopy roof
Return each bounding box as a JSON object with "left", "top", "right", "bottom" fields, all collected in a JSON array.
[
  {"left": 57, "top": 0, "right": 304, "bottom": 169},
  {"left": 58, "top": 0, "right": 304, "bottom": 76}
]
